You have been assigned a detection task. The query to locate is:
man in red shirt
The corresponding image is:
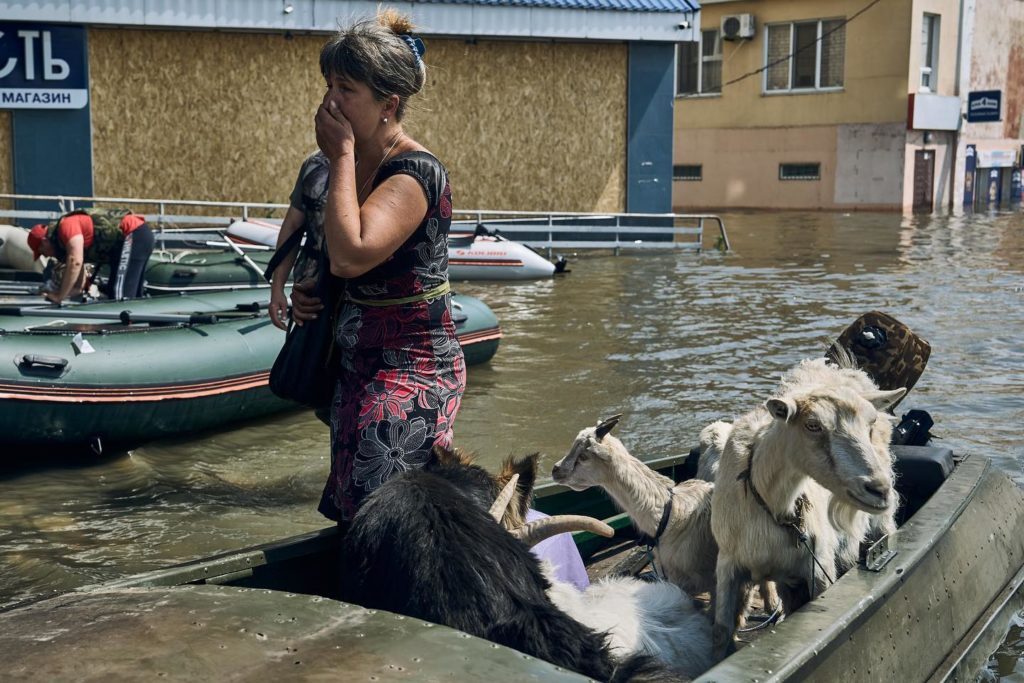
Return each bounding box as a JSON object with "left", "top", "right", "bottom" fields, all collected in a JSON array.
[{"left": 27, "top": 208, "right": 155, "bottom": 303}]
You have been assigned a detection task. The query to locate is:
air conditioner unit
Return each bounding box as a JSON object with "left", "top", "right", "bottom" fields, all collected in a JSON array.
[{"left": 721, "top": 14, "right": 756, "bottom": 40}]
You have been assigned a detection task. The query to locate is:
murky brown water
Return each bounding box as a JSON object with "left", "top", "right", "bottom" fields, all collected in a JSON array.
[{"left": 2, "top": 210, "right": 1023, "bottom": 675}]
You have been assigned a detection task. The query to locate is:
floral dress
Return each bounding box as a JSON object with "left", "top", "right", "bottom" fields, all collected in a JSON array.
[{"left": 318, "top": 151, "right": 466, "bottom": 522}]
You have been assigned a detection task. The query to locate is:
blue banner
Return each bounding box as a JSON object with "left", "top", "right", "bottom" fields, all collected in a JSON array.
[
  {"left": 967, "top": 90, "right": 1001, "bottom": 123},
  {"left": 0, "top": 23, "right": 88, "bottom": 109},
  {"left": 963, "top": 144, "right": 976, "bottom": 208}
]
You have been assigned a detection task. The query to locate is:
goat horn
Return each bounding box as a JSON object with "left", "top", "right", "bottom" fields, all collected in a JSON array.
[
  {"left": 594, "top": 414, "right": 623, "bottom": 440},
  {"left": 489, "top": 473, "right": 520, "bottom": 523},
  {"left": 512, "top": 515, "right": 614, "bottom": 547}
]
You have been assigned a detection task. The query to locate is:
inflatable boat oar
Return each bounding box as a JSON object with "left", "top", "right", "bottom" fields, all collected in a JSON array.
[
  {"left": 214, "top": 232, "right": 267, "bottom": 277},
  {"left": 0, "top": 306, "right": 221, "bottom": 325}
]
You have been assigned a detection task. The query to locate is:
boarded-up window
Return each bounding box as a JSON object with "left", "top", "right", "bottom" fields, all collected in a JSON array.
[{"left": 765, "top": 19, "right": 846, "bottom": 92}]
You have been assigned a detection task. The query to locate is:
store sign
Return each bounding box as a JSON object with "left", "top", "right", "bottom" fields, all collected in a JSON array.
[
  {"left": 0, "top": 23, "right": 87, "bottom": 109},
  {"left": 966, "top": 90, "right": 1001, "bottom": 123},
  {"left": 977, "top": 149, "right": 1017, "bottom": 168}
]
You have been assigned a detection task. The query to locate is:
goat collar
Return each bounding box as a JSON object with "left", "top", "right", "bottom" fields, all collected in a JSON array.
[
  {"left": 635, "top": 488, "right": 674, "bottom": 549},
  {"left": 737, "top": 459, "right": 810, "bottom": 544}
]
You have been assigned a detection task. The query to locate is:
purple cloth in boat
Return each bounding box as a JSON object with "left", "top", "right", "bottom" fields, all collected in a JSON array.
[{"left": 527, "top": 508, "right": 590, "bottom": 591}]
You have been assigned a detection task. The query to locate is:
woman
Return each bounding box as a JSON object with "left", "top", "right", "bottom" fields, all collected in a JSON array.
[
  {"left": 277, "top": 11, "right": 466, "bottom": 523},
  {"left": 27, "top": 208, "right": 154, "bottom": 303}
]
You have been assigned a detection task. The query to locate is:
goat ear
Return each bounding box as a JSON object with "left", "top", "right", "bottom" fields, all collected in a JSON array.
[
  {"left": 765, "top": 398, "right": 797, "bottom": 422},
  {"left": 432, "top": 443, "right": 474, "bottom": 467},
  {"left": 594, "top": 414, "right": 622, "bottom": 441},
  {"left": 864, "top": 387, "right": 907, "bottom": 412}
]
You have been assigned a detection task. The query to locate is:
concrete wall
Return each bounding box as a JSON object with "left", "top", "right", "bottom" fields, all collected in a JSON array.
[
  {"left": 907, "top": 0, "right": 962, "bottom": 97},
  {"left": 674, "top": 121, "right": 906, "bottom": 210},
  {"left": 674, "top": 0, "right": 917, "bottom": 211},
  {"left": 677, "top": 0, "right": 914, "bottom": 132},
  {"left": 835, "top": 123, "right": 907, "bottom": 206}
]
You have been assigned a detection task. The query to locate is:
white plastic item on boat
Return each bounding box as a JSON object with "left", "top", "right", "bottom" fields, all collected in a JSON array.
[
  {"left": 0, "top": 224, "right": 49, "bottom": 272},
  {"left": 226, "top": 220, "right": 558, "bottom": 281}
]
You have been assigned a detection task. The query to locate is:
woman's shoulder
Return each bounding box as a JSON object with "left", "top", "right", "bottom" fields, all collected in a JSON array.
[{"left": 380, "top": 150, "right": 449, "bottom": 207}]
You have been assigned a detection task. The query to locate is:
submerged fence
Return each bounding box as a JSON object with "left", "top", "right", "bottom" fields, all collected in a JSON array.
[{"left": 0, "top": 194, "right": 730, "bottom": 252}]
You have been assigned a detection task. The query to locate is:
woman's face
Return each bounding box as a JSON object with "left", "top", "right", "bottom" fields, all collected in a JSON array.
[{"left": 323, "top": 72, "right": 383, "bottom": 139}]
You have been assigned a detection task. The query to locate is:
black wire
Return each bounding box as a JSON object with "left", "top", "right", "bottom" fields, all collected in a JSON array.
[{"left": 678, "top": 0, "right": 885, "bottom": 97}]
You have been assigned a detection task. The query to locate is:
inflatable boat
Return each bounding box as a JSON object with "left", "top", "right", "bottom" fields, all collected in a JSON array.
[
  {"left": 0, "top": 288, "right": 501, "bottom": 450},
  {"left": 224, "top": 220, "right": 564, "bottom": 281}
]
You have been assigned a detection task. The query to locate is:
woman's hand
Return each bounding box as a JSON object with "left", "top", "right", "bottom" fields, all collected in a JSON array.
[
  {"left": 269, "top": 288, "right": 290, "bottom": 331},
  {"left": 315, "top": 99, "right": 355, "bottom": 162},
  {"left": 290, "top": 278, "right": 324, "bottom": 327}
]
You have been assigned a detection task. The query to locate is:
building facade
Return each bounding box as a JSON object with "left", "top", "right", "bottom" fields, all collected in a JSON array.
[
  {"left": 672, "top": 0, "right": 984, "bottom": 212},
  {"left": 0, "top": 0, "right": 700, "bottom": 216},
  {"left": 951, "top": 0, "right": 1024, "bottom": 210}
]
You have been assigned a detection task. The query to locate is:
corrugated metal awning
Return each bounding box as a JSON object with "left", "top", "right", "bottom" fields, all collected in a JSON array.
[
  {"left": 0, "top": 0, "right": 702, "bottom": 41},
  {"left": 410, "top": 0, "right": 700, "bottom": 13}
]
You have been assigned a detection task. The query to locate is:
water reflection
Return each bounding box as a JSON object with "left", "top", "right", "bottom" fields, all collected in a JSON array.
[{"left": 1, "top": 211, "right": 1023, "bottom": 625}]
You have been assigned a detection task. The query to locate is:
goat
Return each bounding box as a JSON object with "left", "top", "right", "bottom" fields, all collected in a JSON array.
[
  {"left": 709, "top": 357, "right": 905, "bottom": 661},
  {"left": 544, "top": 564, "right": 714, "bottom": 679},
  {"left": 551, "top": 416, "right": 717, "bottom": 597},
  {"left": 339, "top": 448, "right": 684, "bottom": 682}
]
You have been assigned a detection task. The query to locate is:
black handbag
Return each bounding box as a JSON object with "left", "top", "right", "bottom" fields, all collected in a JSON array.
[{"left": 264, "top": 227, "right": 342, "bottom": 409}]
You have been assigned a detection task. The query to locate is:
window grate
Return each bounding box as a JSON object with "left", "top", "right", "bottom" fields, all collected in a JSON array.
[
  {"left": 674, "top": 164, "right": 703, "bottom": 181},
  {"left": 779, "top": 163, "right": 821, "bottom": 181}
]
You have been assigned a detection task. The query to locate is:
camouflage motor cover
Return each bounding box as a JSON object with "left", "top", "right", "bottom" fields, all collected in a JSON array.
[{"left": 827, "top": 311, "right": 931, "bottom": 408}]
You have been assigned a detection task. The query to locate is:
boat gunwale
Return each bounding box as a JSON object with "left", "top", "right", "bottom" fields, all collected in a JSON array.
[{"left": 694, "top": 453, "right": 1022, "bottom": 682}]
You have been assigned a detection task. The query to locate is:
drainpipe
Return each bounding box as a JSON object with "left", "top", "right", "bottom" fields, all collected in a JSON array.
[{"left": 952, "top": 0, "right": 976, "bottom": 209}]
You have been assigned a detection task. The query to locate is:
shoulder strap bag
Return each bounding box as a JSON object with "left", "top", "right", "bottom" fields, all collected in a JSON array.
[{"left": 263, "top": 226, "right": 342, "bottom": 409}]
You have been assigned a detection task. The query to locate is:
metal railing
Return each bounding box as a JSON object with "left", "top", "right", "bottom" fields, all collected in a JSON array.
[{"left": 0, "top": 193, "right": 730, "bottom": 252}]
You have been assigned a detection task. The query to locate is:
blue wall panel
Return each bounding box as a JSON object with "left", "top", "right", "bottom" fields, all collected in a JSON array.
[
  {"left": 7, "top": 24, "right": 93, "bottom": 223},
  {"left": 626, "top": 41, "right": 674, "bottom": 214}
]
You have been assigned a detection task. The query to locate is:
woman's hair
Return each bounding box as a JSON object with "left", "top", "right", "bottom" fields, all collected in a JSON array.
[{"left": 320, "top": 10, "right": 426, "bottom": 121}]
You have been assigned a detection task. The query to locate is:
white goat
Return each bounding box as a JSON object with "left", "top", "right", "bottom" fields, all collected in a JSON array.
[
  {"left": 709, "top": 357, "right": 904, "bottom": 661},
  {"left": 544, "top": 563, "right": 715, "bottom": 679},
  {"left": 551, "top": 416, "right": 718, "bottom": 597},
  {"left": 696, "top": 419, "right": 732, "bottom": 483}
]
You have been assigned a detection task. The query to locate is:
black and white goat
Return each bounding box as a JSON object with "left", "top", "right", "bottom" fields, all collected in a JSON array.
[{"left": 339, "top": 447, "right": 685, "bottom": 683}]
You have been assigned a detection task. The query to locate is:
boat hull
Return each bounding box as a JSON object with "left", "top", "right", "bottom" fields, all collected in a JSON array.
[
  {"left": 34, "top": 448, "right": 1023, "bottom": 683},
  {"left": 695, "top": 453, "right": 1024, "bottom": 683}
]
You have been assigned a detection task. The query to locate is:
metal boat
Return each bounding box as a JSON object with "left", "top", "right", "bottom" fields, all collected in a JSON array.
[{"left": 2, "top": 435, "right": 1021, "bottom": 681}]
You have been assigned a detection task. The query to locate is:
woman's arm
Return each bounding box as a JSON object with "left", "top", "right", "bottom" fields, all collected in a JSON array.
[
  {"left": 45, "top": 235, "right": 84, "bottom": 304},
  {"left": 315, "top": 101, "right": 428, "bottom": 279},
  {"left": 269, "top": 206, "right": 305, "bottom": 330}
]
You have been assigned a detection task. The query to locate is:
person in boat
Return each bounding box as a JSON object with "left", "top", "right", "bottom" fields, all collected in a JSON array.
[
  {"left": 27, "top": 208, "right": 155, "bottom": 303},
  {"left": 277, "top": 11, "right": 467, "bottom": 523}
]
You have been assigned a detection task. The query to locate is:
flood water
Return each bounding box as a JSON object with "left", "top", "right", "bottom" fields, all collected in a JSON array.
[{"left": 1, "top": 210, "right": 1023, "bottom": 676}]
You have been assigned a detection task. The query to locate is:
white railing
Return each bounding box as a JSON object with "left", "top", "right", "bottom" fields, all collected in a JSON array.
[{"left": 0, "top": 193, "right": 730, "bottom": 252}]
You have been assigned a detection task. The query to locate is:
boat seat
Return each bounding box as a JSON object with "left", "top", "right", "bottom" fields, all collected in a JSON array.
[{"left": 892, "top": 444, "right": 954, "bottom": 523}]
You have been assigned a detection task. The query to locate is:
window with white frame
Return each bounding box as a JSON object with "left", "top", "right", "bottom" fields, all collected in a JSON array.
[
  {"left": 920, "top": 14, "right": 940, "bottom": 92},
  {"left": 677, "top": 30, "right": 722, "bottom": 95},
  {"left": 765, "top": 19, "right": 845, "bottom": 92}
]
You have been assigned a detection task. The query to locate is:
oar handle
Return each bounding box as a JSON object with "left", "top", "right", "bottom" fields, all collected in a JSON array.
[{"left": 118, "top": 310, "right": 219, "bottom": 325}]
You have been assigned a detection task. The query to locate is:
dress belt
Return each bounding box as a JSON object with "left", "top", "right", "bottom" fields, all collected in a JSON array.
[{"left": 345, "top": 281, "right": 451, "bottom": 307}]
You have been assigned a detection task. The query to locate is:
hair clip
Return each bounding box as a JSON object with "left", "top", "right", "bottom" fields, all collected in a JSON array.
[{"left": 399, "top": 34, "right": 426, "bottom": 64}]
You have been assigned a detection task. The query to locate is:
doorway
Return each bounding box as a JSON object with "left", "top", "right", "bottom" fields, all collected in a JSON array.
[{"left": 913, "top": 150, "right": 935, "bottom": 212}]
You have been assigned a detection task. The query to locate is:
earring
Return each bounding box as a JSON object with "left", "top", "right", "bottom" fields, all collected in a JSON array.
[{"left": 383, "top": 117, "right": 388, "bottom": 124}]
